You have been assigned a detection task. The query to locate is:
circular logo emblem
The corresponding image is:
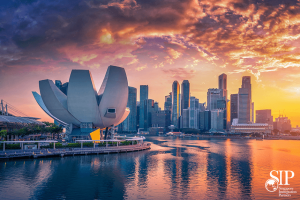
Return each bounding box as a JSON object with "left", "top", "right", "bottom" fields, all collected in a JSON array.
[{"left": 265, "top": 178, "right": 279, "bottom": 192}]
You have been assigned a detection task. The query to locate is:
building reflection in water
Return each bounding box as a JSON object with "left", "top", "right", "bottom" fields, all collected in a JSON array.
[{"left": 3, "top": 137, "right": 300, "bottom": 200}]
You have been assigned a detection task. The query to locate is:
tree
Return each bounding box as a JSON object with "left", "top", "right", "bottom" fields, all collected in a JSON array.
[{"left": 0, "top": 130, "right": 7, "bottom": 140}]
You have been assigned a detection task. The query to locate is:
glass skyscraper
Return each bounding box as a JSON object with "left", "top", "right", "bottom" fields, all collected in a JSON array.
[
  {"left": 218, "top": 73, "right": 227, "bottom": 99},
  {"left": 181, "top": 80, "right": 190, "bottom": 115},
  {"left": 164, "top": 93, "right": 172, "bottom": 111},
  {"left": 230, "top": 94, "right": 238, "bottom": 123},
  {"left": 172, "top": 81, "right": 180, "bottom": 127},
  {"left": 238, "top": 76, "right": 252, "bottom": 124},
  {"left": 139, "top": 85, "right": 148, "bottom": 130},
  {"left": 120, "top": 86, "right": 137, "bottom": 132}
]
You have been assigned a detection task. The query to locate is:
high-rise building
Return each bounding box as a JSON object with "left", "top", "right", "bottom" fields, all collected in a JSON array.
[
  {"left": 154, "top": 102, "right": 159, "bottom": 111},
  {"left": 210, "top": 109, "right": 225, "bottom": 132},
  {"left": 139, "top": 85, "right": 148, "bottom": 130},
  {"left": 238, "top": 76, "right": 252, "bottom": 124},
  {"left": 118, "top": 86, "right": 137, "bottom": 132},
  {"left": 230, "top": 94, "right": 238, "bottom": 123},
  {"left": 61, "top": 82, "right": 69, "bottom": 95},
  {"left": 189, "top": 96, "right": 199, "bottom": 129},
  {"left": 144, "top": 99, "right": 154, "bottom": 131},
  {"left": 164, "top": 93, "right": 172, "bottom": 111},
  {"left": 238, "top": 88, "right": 250, "bottom": 124},
  {"left": 199, "top": 103, "right": 206, "bottom": 112},
  {"left": 256, "top": 109, "right": 273, "bottom": 126},
  {"left": 238, "top": 76, "right": 253, "bottom": 123},
  {"left": 218, "top": 73, "right": 227, "bottom": 99},
  {"left": 204, "top": 110, "right": 211, "bottom": 131},
  {"left": 181, "top": 109, "right": 189, "bottom": 128},
  {"left": 199, "top": 111, "right": 205, "bottom": 131},
  {"left": 151, "top": 110, "right": 171, "bottom": 133},
  {"left": 172, "top": 81, "right": 180, "bottom": 127},
  {"left": 136, "top": 102, "right": 140, "bottom": 131},
  {"left": 181, "top": 80, "right": 190, "bottom": 115},
  {"left": 55, "top": 80, "right": 62, "bottom": 90},
  {"left": 207, "top": 88, "right": 223, "bottom": 110}
]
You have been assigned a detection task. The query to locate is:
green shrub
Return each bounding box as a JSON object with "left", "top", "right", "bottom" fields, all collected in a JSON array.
[{"left": 0, "top": 143, "right": 21, "bottom": 149}]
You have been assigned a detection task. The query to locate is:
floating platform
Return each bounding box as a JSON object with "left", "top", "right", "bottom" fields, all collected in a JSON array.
[{"left": 0, "top": 143, "right": 151, "bottom": 160}]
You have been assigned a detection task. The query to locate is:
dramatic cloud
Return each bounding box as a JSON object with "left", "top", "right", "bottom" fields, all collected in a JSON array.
[{"left": 1, "top": 0, "right": 300, "bottom": 124}]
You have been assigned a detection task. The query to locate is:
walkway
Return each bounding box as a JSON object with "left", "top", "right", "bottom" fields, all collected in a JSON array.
[{"left": 0, "top": 143, "right": 151, "bottom": 160}]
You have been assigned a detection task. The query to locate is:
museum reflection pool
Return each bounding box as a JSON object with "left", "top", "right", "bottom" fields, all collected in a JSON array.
[{"left": 1, "top": 136, "right": 300, "bottom": 200}]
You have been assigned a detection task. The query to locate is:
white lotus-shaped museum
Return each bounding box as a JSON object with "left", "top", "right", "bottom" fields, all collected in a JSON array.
[{"left": 32, "top": 65, "right": 130, "bottom": 129}]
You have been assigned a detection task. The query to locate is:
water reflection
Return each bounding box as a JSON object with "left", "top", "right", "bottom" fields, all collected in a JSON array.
[{"left": 0, "top": 137, "right": 300, "bottom": 200}]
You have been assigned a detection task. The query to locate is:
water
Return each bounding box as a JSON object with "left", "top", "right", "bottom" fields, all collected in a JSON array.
[{"left": 1, "top": 137, "right": 300, "bottom": 200}]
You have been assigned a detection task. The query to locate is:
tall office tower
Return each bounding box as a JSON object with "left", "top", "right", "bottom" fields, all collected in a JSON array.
[
  {"left": 238, "top": 76, "right": 252, "bottom": 124},
  {"left": 238, "top": 88, "right": 250, "bottom": 124},
  {"left": 181, "top": 109, "right": 189, "bottom": 128},
  {"left": 172, "top": 81, "right": 180, "bottom": 127},
  {"left": 154, "top": 102, "right": 159, "bottom": 111},
  {"left": 117, "top": 87, "right": 137, "bottom": 132},
  {"left": 207, "top": 88, "right": 223, "bottom": 110},
  {"left": 55, "top": 80, "right": 62, "bottom": 90},
  {"left": 199, "top": 111, "right": 205, "bottom": 131},
  {"left": 230, "top": 94, "right": 238, "bottom": 123},
  {"left": 144, "top": 99, "right": 154, "bottom": 131},
  {"left": 151, "top": 110, "right": 171, "bottom": 133},
  {"left": 181, "top": 80, "right": 190, "bottom": 115},
  {"left": 139, "top": 85, "right": 149, "bottom": 130},
  {"left": 204, "top": 110, "right": 211, "bottom": 131},
  {"left": 61, "top": 82, "right": 69, "bottom": 95},
  {"left": 199, "top": 103, "right": 206, "bottom": 112},
  {"left": 136, "top": 102, "right": 140, "bottom": 131},
  {"left": 242, "top": 76, "right": 253, "bottom": 122},
  {"left": 189, "top": 96, "right": 199, "bottom": 129},
  {"left": 211, "top": 110, "right": 225, "bottom": 132},
  {"left": 164, "top": 93, "right": 172, "bottom": 111},
  {"left": 256, "top": 109, "right": 273, "bottom": 127},
  {"left": 218, "top": 73, "right": 227, "bottom": 99}
]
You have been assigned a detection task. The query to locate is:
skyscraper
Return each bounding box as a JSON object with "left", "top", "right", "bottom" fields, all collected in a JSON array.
[
  {"left": 218, "top": 73, "right": 227, "bottom": 99},
  {"left": 128, "top": 87, "right": 137, "bottom": 131},
  {"left": 238, "top": 76, "right": 252, "bottom": 124},
  {"left": 172, "top": 81, "right": 180, "bottom": 127},
  {"left": 238, "top": 88, "right": 250, "bottom": 124},
  {"left": 55, "top": 80, "right": 62, "bottom": 90},
  {"left": 164, "top": 93, "right": 172, "bottom": 111},
  {"left": 211, "top": 110, "right": 225, "bottom": 132},
  {"left": 122, "top": 86, "right": 137, "bottom": 132},
  {"left": 230, "top": 94, "right": 238, "bottom": 123},
  {"left": 189, "top": 96, "right": 199, "bottom": 129},
  {"left": 61, "top": 82, "right": 69, "bottom": 95},
  {"left": 154, "top": 102, "right": 159, "bottom": 111},
  {"left": 151, "top": 110, "right": 171, "bottom": 133},
  {"left": 207, "top": 88, "right": 223, "bottom": 110},
  {"left": 139, "top": 85, "right": 148, "bottom": 130},
  {"left": 144, "top": 99, "right": 154, "bottom": 131},
  {"left": 181, "top": 80, "right": 190, "bottom": 115}
]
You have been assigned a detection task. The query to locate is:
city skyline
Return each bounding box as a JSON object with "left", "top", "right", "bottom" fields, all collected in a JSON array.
[{"left": 1, "top": 1, "right": 300, "bottom": 126}]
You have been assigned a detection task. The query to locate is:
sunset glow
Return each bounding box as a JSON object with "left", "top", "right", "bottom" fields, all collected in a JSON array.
[{"left": 1, "top": 0, "right": 300, "bottom": 125}]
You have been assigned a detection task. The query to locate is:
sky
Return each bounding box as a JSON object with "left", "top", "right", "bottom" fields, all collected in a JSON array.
[{"left": 1, "top": 0, "right": 300, "bottom": 126}]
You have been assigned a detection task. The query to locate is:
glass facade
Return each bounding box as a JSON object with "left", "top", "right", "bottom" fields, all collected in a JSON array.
[
  {"left": 172, "top": 81, "right": 180, "bottom": 127},
  {"left": 139, "top": 85, "right": 148, "bottom": 130}
]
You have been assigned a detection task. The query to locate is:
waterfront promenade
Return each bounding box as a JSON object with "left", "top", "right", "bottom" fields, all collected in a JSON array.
[{"left": 0, "top": 143, "right": 151, "bottom": 160}]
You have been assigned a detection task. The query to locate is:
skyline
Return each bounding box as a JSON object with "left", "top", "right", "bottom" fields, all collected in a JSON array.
[{"left": 1, "top": 0, "right": 300, "bottom": 126}]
